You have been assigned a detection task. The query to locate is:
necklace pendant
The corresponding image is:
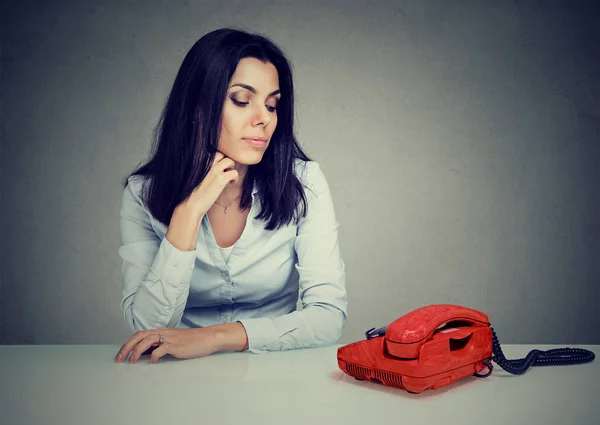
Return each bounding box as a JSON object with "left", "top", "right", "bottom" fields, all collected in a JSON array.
[{"left": 224, "top": 206, "right": 228, "bottom": 214}]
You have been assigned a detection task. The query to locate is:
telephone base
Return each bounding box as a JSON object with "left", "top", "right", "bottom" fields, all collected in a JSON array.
[{"left": 340, "top": 359, "right": 489, "bottom": 394}]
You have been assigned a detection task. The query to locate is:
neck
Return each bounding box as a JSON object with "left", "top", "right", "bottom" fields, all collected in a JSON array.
[{"left": 219, "top": 162, "right": 248, "bottom": 201}]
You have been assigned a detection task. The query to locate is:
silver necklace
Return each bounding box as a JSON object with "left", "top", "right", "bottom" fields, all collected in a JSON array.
[{"left": 214, "top": 194, "right": 241, "bottom": 214}]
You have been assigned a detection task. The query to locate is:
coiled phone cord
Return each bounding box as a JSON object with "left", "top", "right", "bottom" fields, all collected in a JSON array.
[{"left": 477, "top": 327, "right": 596, "bottom": 376}]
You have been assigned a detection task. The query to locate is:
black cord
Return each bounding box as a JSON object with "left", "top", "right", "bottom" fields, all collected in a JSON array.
[{"left": 488, "top": 327, "right": 595, "bottom": 375}]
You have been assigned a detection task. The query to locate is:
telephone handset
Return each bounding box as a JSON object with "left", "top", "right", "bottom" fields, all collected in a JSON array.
[{"left": 337, "top": 304, "right": 595, "bottom": 394}]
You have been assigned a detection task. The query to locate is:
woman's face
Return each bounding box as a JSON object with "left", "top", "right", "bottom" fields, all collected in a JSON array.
[{"left": 218, "top": 57, "right": 280, "bottom": 165}]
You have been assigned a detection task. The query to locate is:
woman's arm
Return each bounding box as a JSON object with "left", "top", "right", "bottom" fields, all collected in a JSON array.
[
  {"left": 119, "top": 153, "right": 241, "bottom": 333},
  {"left": 165, "top": 201, "right": 204, "bottom": 251},
  {"left": 118, "top": 176, "right": 200, "bottom": 332},
  {"left": 237, "top": 162, "right": 348, "bottom": 352}
]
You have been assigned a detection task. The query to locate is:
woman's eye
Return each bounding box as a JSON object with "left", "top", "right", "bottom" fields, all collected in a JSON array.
[
  {"left": 230, "top": 97, "right": 248, "bottom": 106},
  {"left": 230, "top": 96, "right": 276, "bottom": 112}
]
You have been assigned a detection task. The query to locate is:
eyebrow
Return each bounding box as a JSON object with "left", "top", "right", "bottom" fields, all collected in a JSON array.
[{"left": 229, "top": 83, "right": 280, "bottom": 97}]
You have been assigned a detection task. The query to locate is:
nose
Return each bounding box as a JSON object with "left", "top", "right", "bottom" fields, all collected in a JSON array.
[{"left": 250, "top": 104, "right": 271, "bottom": 127}]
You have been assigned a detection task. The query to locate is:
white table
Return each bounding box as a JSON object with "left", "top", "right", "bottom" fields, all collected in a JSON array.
[{"left": 1, "top": 344, "right": 597, "bottom": 425}]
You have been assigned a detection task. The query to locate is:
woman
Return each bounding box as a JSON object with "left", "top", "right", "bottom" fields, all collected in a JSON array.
[{"left": 115, "top": 28, "right": 347, "bottom": 364}]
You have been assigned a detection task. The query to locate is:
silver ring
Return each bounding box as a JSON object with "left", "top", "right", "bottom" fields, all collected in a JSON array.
[{"left": 157, "top": 334, "right": 164, "bottom": 346}]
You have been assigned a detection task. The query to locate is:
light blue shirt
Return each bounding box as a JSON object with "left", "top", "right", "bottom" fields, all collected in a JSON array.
[{"left": 118, "top": 160, "right": 348, "bottom": 353}]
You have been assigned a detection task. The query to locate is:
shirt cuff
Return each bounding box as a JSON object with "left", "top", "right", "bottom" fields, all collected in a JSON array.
[
  {"left": 237, "top": 321, "right": 249, "bottom": 351},
  {"left": 238, "top": 314, "right": 302, "bottom": 353},
  {"left": 150, "top": 237, "right": 197, "bottom": 287},
  {"left": 237, "top": 317, "right": 279, "bottom": 353}
]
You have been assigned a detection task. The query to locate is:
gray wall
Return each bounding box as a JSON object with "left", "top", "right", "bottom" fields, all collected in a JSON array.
[{"left": 2, "top": 0, "right": 599, "bottom": 346}]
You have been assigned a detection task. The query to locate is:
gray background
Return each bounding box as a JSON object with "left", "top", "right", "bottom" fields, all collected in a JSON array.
[{"left": 1, "top": 0, "right": 598, "bottom": 346}]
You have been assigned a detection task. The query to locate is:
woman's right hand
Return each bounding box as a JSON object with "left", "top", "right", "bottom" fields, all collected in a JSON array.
[
  {"left": 184, "top": 151, "right": 239, "bottom": 215},
  {"left": 166, "top": 152, "right": 238, "bottom": 251}
]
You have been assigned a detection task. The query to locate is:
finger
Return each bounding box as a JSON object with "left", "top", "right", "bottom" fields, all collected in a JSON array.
[
  {"left": 129, "top": 333, "right": 162, "bottom": 364},
  {"left": 223, "top": 169, "right": 239, "bottom": 185},
  {"left": 141, "top": 345, "right": 159, "bottom": 356},
  {"left": 115, "top": 330, "right": 152, "bottom": 362},
  {"left": 149, "top": 343, "right": 170, "bottom": 364},
  {"left": 214, "top": 157, "right": 235, "bottom": 173},
  {"left": 211, "top": 151, "right": 226, "bottom": 167}
]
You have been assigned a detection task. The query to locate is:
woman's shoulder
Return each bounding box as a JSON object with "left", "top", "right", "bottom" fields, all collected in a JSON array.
[
  {"left": 293, "top": 159, "right": 325, "bottom": 183},
  {"left": 293, "top": 159, "right": 331, "bottom": 199},
  {"left": 122, "top": 174, "right": 150, "bottom": 207}
]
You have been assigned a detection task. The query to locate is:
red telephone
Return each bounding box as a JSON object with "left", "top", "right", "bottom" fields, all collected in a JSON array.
[{"left": 337, "top": 304, "right": 595, "bottom": 394}]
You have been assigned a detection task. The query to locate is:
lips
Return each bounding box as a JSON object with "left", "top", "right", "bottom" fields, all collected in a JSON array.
[{"left": 242, "top": 137, "right": 268, "bottom": 147}]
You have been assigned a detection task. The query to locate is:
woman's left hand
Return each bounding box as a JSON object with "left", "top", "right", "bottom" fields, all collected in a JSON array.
[{"left": 115, "top": 328, "right": 218, "bottom": 364}]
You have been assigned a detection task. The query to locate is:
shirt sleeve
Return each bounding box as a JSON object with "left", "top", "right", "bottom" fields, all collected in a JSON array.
[
  {"left": 118, "top": 176, "right": 196, "bottom": 333},
  {"left": 238, "top": 162, "right": 348, "bottom": 353}
]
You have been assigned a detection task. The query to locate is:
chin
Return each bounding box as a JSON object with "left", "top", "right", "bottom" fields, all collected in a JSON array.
[{"left": 229, "top": 151, "right": 266, "bottom": 166}]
